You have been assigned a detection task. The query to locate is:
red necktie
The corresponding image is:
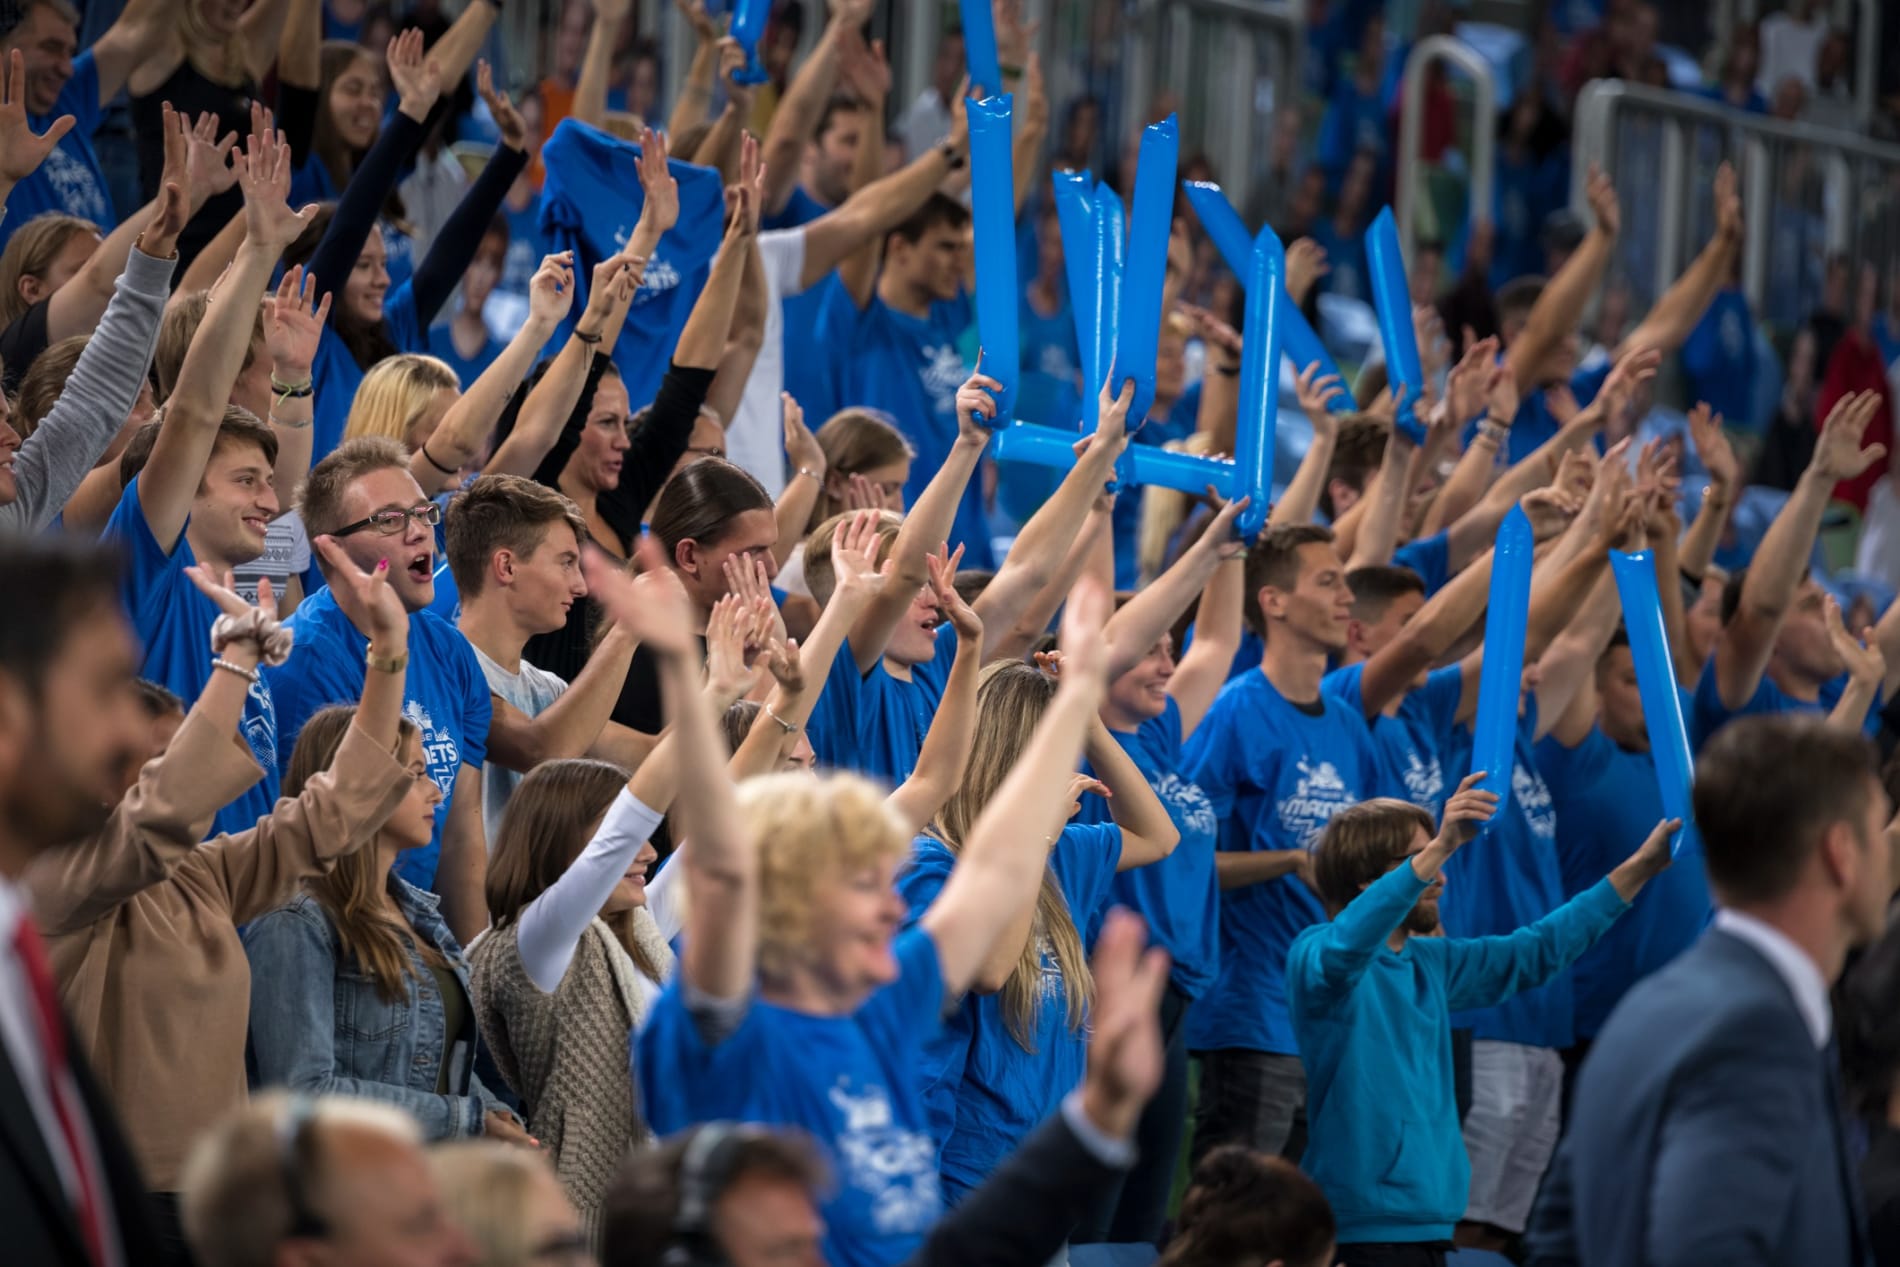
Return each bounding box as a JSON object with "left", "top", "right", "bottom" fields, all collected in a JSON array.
[{"left": 13, "top": 916, "right": 107, "bottom": 1267}]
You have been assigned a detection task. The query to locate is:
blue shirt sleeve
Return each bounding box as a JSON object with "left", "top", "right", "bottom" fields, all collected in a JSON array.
[
  {"left": 1392, "top": 530, "right": 1451, "bottom": 596},
  {"left": 1436, "top": 877, "right": 1629, "bottom": 1012},
  {"left": 385, "top": 280, "right": 423, "bottom": 354},
  {"left": 897, "top": 839, "right": 956, "bottom": 926},
  {"left": 1050, "top": 821, "right": 1124, "bottom": 932},
  {"left": 104, "top": 477, "right": 179, "bottom": 625}
]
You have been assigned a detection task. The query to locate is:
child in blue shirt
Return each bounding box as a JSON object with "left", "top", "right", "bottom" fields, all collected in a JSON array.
[
  {"left": 425, "top": 218, "right": 508, "bottom": 387},
  {"left": 1289, "top": 778, "right": 1671, "bottom": 1254}
]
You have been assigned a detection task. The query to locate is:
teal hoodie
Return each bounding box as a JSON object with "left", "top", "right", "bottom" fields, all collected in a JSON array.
[{"left": 1287, "top": 861, "right": 1628, "bottom": 1243}]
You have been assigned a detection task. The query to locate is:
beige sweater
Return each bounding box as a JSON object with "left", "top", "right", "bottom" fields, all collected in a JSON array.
[{"left": 25, "top": 712, "right": 412, "bottom": 1190}]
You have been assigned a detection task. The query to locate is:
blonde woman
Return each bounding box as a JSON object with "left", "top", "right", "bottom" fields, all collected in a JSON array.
[
  {"left": 431, "top": 1141, "right": 593, "bottom": 1267},
  {"left": 632, "top": 534, "right": 1129, "bottom": 1267},
  {"left": 899, "top": 656, "right": 1179, "bottom": 1204}
]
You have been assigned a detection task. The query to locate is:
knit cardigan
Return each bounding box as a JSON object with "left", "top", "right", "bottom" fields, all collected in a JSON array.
[{"left": 468, "top": 911, "right": 673, "bottom": 1240}]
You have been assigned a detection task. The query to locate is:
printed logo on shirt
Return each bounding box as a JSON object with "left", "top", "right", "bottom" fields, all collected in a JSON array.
[
  {"left": 1401, "top": 750, "right": 1446, "bottom": 810},
  {"left": 825, "top": 1079, "right": 942, "bottom": 1235},
  {"left": 920, "top": 343, "right": 968, "bottom": 416},
  {"left": 42, "top": 146, "right": 110, "bottom": 225},
  {"left": 1037, "top": 343, "right": 1076, "bottom": 376},
  {"left": 1512, "top": 761, "right": 1558, "bottom": 842},
  {"left": 1155, "top": 771, "right": 1218, "bottom": 840},
  {"left": 242, "top": 676, "right": 279, "bottom": 773},
  {"left": 1280, "top": 758, "right": 1360, "bottom": 848},
  {"left": 403, "top": 699, "right": 463, "bottom": 796},
  {"left": 610, "top": 224, "right": 684, "bottom": 303}
]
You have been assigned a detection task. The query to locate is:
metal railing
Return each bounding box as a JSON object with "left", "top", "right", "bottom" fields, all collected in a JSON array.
[
  {"left": 1396, "top": 33, "right": 1498, "bottom": 267},
  {"left": 1571, "top": 78, "right": 1900, "bottom": 328}
]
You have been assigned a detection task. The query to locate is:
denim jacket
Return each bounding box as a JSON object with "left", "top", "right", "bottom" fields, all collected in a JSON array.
[{"left": 242, "top": 876, "right": 510, "bottom": 1140}]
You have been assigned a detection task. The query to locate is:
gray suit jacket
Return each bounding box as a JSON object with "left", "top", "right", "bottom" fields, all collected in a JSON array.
[{"left": 1527, "top": 927, "right": 1869, "bottom": 1267}]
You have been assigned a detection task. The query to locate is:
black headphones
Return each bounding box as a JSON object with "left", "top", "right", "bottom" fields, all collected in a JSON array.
[{"left": 660, "top": 1122, "right": 763, "bottom": 1267}]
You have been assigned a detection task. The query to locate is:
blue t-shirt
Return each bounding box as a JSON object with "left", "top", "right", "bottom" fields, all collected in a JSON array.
[
  {"left": 763, "top": 184, "right": 831, "bottom": 231},
  {"left": 1690, "top": 654, "right": 1878, "bottom": 749},
  {"left": 780, "top": 276, "right": 842, "bottom": 429},
  {"left": 1438, "top": 707, "right": 1575, "bottom": 1049},
  {"left": 0, "top": 52, "right": 111, "bottom": 250},
  {"left": 821, "top": 286, "right": 992, "bottom": 569},
  {"left": 426, "top": 322, "right": 504, "bottom": 389},
  {"left": 106, "top": 478, "right": 280, "bottom": 838},
  {"left": 1017, "top": 288, "right": 1081, "bottom": 430},
  {"left": 1184, "top": 669, "right": 1381, "bottom": 1054},
  {"left": 1079, "top": 698, "right": 1222, "bottom": 997},
  {"left": 898, "top": 822, "right": 1123, "bottom": 1202},
  {"left": 1681, "top": 288, "right": 1758, "bottom": 432},
  {"left": 1391, "top": 530, "right": 1451, "bottom": 598},
  {"left": 538, "top": 120, "right": 726, "bottom": 415},
  {"left": 1536, "top": 725, "right": 1712, "bottom": 1038},
  {"left": 309, "top": 280, "right": 424, "bottom": 463},
  {"left": 265, "top": 586, "right": 491, "bottom": 890},
  {"left": 806, "top": 627, "right": 958, "bottom": 787},
  {"left": 1468, "top": 363, "right": 1613, "bottom": 466},
  {"left": 499, "top": 193, "right": 548, "bottom": 299},
  {"left": 1323, "top": 661, "right": 1463, "bottom": 820},
  {"left": 637, "top": 928, "right": 948, "bottom": 1267}
]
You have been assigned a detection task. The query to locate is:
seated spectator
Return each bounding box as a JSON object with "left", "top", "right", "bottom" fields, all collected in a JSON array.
[
  {"left": 180, "top": 1093, "right": 478, "bottom": 1267},
  {"left": 431, "top": 1140, "right": 589, "bottom": 1267}
]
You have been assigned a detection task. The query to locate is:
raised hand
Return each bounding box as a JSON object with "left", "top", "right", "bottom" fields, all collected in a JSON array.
[
  {"left": 1597, "top": 346, "right": 1662, "bottom": 427},
  {"left": 1285, "top": 236, "right": 1330, "bottom": 305},
  {"left": 703, "top": 593, "right": 756, "bottom": 701},
  {"left": 1446, "top": 334, "right": 1500, "bottom": 424},
  {"left": 1584, "top": 162, "right": 1620, "bottom": 238},
  {"left": 264, "top": 266, "right": 331, "bottom": 382},
  {"left": 477, "top": 60, "right": 530, "bottom": 153},
  {"left": 1062, "top": 770, "right": 1110, "bottom": 817},
  {"left": 1552, "top": 448, "right": 1597, "bottom": 505},
  {"left": 843, "top": 472, "right": 881, "bottom": 511},
  {"left": 717, "top": 37, "right": 754, "bottom": 114},
  {"left": 723, "top": 550, "right": 786, "bottom": 644},
  {"left": 142, "top": 103, "right": 193, "bottom": 258},
  {"left": 0, "top": 48, "right": 72, "bottom": 187},
  {"left": 1433, "top": 771, "right": 1499, "bottom": 853},
  {"left": 636, "top": 126, "right": 680, "bottom": 235},
  {"left": 312, "top": 536, "right": 409, "bottom": 650},
  {"left": 1713, "top": 160, "right": 1741, "bottom": 244},
  {"left": 183, "top": 110, "right": 240, "bottom": 206},
  {"left": 1294, "top": 362, "right": 1347, "bottom": 432},
  {"left": 1018, "top": 51, "right": 1048, "bottom": 135},
  {"left": 1609, "top": 818, "right": 1681, "bottom": 898},
  {"left": 830, "top": 509, "right": 892, "bottom": 601},
  {"left": 1057, "top": 573, "right": 1112, "bottom": 687},
  {"left": 1686, "top": 401, "right": 1741, "bottom": 493},
  {"left": 1095, "top": 376, "right": 1136, "bottom": 449},
  {"left": 1519, "top": 486, "right": 1583, "bottom": 543},
  {"left": 926, "top": 543, "right": 982, "bottom": 640},
  {"left": 955, "top": 355, "right": 1007, "bottom": 439},
  {"left": 1826, "top": 595, "right": 1887, "bottom": 687},
  {"left": 782, "top": 393, "right": 824, "bottom": 481},
  {"left": 992, "top": 0, "right": 1037, "bottom": 73},
  {"left": 387, "top": 29, "right": 444, "bottom": 122},
  {"left": 1810, "top": 390, "right": 1887, "bottom": 484},
  {"left": 838, "top": 29, "right": 891, "bottom": 103},
  {"left": 526, "top": 251, "right": 577, "bottom": 326},
  {"left": 1080, "top": 907, "right": 1171, "bottom": 1139},
  {"left": 729, "top": 131, "right": 764, "bottom": 239},
  {"left": 675, "top": 0, "right": 720, "bottom": 42},
  {"left": 583, "top": 536, "right": 699, "bottom": 656},
  {"left": 1414, "top": 303, "right": 1449, "bottom": 384},
  {"left": 1197, "top": 491, "right": 1251, "bottom": 559},
  {"left": 238, "top": 121, "right": 319, "bottom": 254},
  {"left": 580, "top": 254, "right": 640, "bottom": 329},
  {"left": 1179, "top": 303, "right": 1242, "bottom": 362},
  {"left": 1484, "top": 356, "right": 1521, "bottom": 425}
]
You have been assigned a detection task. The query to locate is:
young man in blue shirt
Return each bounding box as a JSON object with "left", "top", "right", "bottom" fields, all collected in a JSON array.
[
  {"left": 1290, "top": 776, "right": 1673, "bottom": 1266},
  {"left": 0, "top": 0, "right": 164, "bottom": 243},
  {"left": 1184, "top": 522, "right": 1384, "bottom": 1165},
  {"left": 1695, "top": 389, "right": 1900, "bottom": 746},
  {"left": 268, "top": 437, "right": 492, "bottom": 943},
  {"left": 103, "top": 132, "right": 310, "bottom": 840}
]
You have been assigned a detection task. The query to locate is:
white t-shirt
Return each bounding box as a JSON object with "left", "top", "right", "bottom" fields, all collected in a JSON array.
[
  {"left": 1855, "top": 479, "right": 1900, "bottom": 594},
  {"left": 1757, "top": 11, "right": 1827, "bottom": 94},
  {"left": 727, "top": 229, "right": 810, "bottom": 500},
  {"left": 473, "top": 645, "right": 570, "bottom": 844}
]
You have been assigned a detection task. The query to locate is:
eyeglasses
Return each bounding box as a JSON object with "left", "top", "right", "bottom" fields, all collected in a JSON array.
[
  {"left": 276, "top": 1096, "right": 331, "bottom": 1241},
  {"left": 333, "top": 502, "right": 443, "bottom": 538}
]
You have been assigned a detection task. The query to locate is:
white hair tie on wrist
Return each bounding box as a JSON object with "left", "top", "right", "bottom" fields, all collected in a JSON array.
[{"left": 210, "top": 610, "right": 296, "bottom": 667}]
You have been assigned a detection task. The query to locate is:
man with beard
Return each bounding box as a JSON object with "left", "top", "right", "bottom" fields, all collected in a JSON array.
[
  {"left": 1286, "top": 773, "right": 1674, "bottom": 1267},
  {"left": 0, "top": 535, "right": 166, "bottom": 1264}
]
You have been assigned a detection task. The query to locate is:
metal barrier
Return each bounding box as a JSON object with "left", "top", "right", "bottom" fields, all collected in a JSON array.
[
  {"left": 1396, "top": 33, "right": 1497, "bottom": 267},
  {"left": 1571, "top": 78, "right": 1900, "bottom": 329}
]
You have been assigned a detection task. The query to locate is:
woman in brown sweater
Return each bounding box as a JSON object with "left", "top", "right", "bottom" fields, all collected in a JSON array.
[{"left": 25, "top": 542, "right": 413, "bottom": 1237}]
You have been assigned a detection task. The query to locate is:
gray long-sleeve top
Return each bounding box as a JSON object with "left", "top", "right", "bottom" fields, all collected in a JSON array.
[{"left": 0, "top": 239, "right": 177, "bottom": 534}]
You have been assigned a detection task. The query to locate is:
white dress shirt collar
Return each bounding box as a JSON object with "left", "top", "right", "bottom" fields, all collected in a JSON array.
[{"left": 1715, "top": 908, "right": 1832, "bottom": 1048}]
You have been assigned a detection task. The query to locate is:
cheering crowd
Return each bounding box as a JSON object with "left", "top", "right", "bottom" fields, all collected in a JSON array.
[{"left": 0, "top": 0, "right": 1898, "bottom": 1265}]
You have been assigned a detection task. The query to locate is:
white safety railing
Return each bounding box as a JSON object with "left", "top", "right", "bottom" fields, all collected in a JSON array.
[
  {"left": 1571, "top": 78, "right": 1900, "bottom": 329},
  {"left": 1396, "top": 33, "right": 1497, "bottom": 267}
]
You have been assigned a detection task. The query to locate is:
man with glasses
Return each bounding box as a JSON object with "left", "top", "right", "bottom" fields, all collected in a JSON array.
[
  {"left": 181, "top": 1093, "right": 477, "bottom": 1267},
  {"left": 267, "top": 437, "right": 494, "bottom": 943}
]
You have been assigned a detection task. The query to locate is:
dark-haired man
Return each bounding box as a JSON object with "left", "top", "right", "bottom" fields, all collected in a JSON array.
[
  {"left": 0, "top": 536, "right": 164, "bottom": 1266},
  {"left": 1528, "top": 714, "right": 1890, "bottom": 1266}
]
